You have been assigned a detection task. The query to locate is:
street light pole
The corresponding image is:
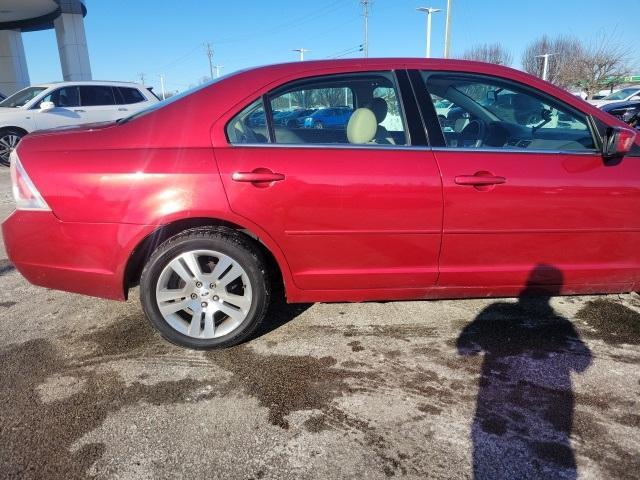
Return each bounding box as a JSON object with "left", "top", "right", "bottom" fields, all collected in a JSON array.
[
  {"left": 159, "top": 74, "right": 166, "bottom": 100},
  {"left": 416, "top": 7, "right": 442, "bottom": 58},
  {"left": 293, "top": 48, "right": 310, "bottom": 61},
  {"left": 443, "top": 0, "right": 453, "bottom": 58},
  {"left": 535, "top": 53, "right": 557, "bottom": 81}
]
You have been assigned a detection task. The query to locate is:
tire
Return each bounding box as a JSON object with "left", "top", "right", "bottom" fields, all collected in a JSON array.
[
  {"left": 140, "top": 227, "right": 271, "bottom": 349},
  {"left": 0, "top": 128, "right": 25, "bottom": 167}
]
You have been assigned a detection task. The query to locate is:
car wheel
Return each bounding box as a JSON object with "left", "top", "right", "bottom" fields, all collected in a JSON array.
[
  {"left": 314, "top": 121, "right": 324, "bottom": 129},
  {"left": 0, "top": 128, "right": 24, "bottom": 166},
  {"left": 140, "top": 227, "right": 271, "bottom": 349}
]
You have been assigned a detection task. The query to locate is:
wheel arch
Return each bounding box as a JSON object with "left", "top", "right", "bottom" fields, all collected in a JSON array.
[
  {"left": 123, "top": 216, "right": 291, "bottom": 300},
  {"left": 0, "top": 126, "right": 29, "bottom": 137}
]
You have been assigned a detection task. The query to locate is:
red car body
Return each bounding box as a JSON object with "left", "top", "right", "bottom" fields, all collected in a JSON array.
[{"left": 3, "top": 58, "right": 640, "bottom": 304}]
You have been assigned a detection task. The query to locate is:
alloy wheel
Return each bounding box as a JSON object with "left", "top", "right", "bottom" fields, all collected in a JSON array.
[
  {"left": 155, "top": 249, "right": 253, "bottom": 339},
  {"left": 0, "top": 133, "right": 20, "bottom": 165}
]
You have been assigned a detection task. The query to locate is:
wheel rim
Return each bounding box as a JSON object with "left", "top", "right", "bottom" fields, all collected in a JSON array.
[
  {"left": 155, "top": 249, "right": 253, "bottom": 339},
  {"left": 0, "top": 134, "right": 20, "bottom": 164}
]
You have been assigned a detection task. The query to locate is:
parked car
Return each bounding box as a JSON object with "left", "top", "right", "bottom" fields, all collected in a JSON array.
[
  {"left": 3, "top": 58, "right": 639, "bottom": 349},
  {"left": 0, "top": 81, "right": 159, "bottom": 165},
  {"left": 303, "top": 106, "right": 352, "bottom": 129},
  {"left": 601, "top": 100, "right": 640, "bottom": 127},
  {"left": 589, "top": 85, "right": 640, "bottom": 107},
  {"left": 273, "top": 108, "right": 316, "bottom": 127}
]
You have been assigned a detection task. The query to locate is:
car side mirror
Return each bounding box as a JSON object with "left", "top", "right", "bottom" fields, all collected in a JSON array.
[
  {"left": 39, "top": 101, "right": 55, "bottom": 112},
  {"left": 603, "top": 126, "right": 636, "bottom": 160}
]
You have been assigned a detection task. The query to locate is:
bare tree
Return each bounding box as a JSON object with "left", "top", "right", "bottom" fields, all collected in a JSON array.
[
  {"left": 314, "top": 88, "right": 348, "bottom": 107},
  {"left": 521, "top": 35, "right": 583, "bottom": 87},
  {"left": 461, "top": 43, "right": 513, "bottom": 66},
  {"left": 573, "top": 36, "right": 632, "bottom": 98},
  {"left": 522, "top": 34, "right": 632, "bottom": 97}
]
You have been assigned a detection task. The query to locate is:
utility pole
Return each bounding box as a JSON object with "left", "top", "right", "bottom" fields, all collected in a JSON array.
[
  {"left": 292, "top": 48, "right": 310, "bottom": 61},
  {"left": 158, "top": 74, "right": 166, "bottom": 99},
  {"left": 443, "top": 0, "right": 452, "bottom": 58},
  {"left": 417, "top": 7, "right": 442, "bottom": 58},
  {"left": 213, "top": 65, "right": 224, "bottom": 78},
  {"left": 360, "top": 0, "right": 371, "bottom": 58},
  {"left": 535, "top": 53, "right": 557, "bottom": 81},
  {"left": 138, "top": 72, "right": 145, "bottom": 85},
  {"left": 204, "top": 42, "right": 214, "bottom": 80}
]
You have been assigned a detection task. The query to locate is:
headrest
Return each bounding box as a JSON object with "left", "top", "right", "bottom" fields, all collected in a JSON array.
[
  {"left": 346, "top": 108, "right": 377, "bottom": 144},
  {"left": 368, "top": 97, "right": 388, "bottom": 123}
]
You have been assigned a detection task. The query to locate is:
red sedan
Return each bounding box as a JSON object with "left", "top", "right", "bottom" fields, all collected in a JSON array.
[{"left": 3, "top": 59, "right": 639, "bottom": 349}]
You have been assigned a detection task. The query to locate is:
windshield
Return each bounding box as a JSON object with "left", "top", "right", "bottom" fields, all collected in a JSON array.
[
  {"left": 603, "top": 87, "right": 640, "bottom": 101},
  {"left": 0, "top": 86, "right": 47, "bottom": 108}
]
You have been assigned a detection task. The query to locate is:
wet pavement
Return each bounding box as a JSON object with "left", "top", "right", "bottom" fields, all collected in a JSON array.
[{"left": 0, "top": 169, "right": 638, "bottom": 479}]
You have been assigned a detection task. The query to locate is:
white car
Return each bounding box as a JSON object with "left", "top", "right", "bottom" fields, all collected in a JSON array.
[
  {"left": 589, "top": 85, "right": 640, "bottom": 108},
  {"left": 0, "top": 81, "right": 159, "bottom": 165}
]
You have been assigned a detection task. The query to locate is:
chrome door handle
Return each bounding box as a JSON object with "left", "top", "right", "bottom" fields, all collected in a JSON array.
[
  {"left": 73, "top": 109, "right": 86, "bottom": 113},
  {"left": 232, "top": 170, "right": 285, "bottom": 183},
  {"left": 454, "top": 174, "right": 506, "bottom": 186},
  {"left": 118, "top": 108, "right": 128, "bottom": 111}
]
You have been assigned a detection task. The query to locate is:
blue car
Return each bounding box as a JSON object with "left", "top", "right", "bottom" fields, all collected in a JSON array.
[{"left": 303, "top": 106, "right": 352, "bottom": 129}]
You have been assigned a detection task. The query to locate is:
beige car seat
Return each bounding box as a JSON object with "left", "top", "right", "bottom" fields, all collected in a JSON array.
[{"left": 346, "top": 108, "right": 378, "bottom": 144}]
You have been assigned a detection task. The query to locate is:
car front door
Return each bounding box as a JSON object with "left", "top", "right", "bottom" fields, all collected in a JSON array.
[
  {"left": 214, "top": 71, "right": 443, "bottom": 294},
  {"left": 32, "top": 86, "right": 85, "bottom": 130},
  {"left": 413, "top": 70, "right": 640, "bottom": 293}
]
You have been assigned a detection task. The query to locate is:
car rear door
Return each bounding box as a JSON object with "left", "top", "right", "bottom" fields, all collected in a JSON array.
[
  {"left": 411, "top": 70, "right": 640, "bottom": 293},
  {"left": 78, "top": 85, "right": 123, "bottom": 123},
  {"left": 214, "top": 70, "right": 443, "bottom": 293}
]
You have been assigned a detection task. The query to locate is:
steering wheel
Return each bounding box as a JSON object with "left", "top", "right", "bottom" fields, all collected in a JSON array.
[{"left": 459, "top": 120, "right": 486, "bottom": 148}]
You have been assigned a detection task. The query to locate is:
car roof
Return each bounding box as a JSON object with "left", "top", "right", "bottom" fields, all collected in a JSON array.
[{"left": 32, "top": 80, "right": 148, "bottom": 89}]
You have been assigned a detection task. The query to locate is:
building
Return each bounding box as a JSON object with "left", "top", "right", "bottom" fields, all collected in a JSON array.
[{"left": 0, "top": 0, "right": 90, "bottom": 95}]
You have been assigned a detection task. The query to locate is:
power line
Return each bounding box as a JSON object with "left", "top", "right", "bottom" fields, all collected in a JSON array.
[
  {"left": 326, "top": 45, "right": 364, "bottom": 59},
  {"left": 214, "top": 0, "right": 346, "bottom": 44}
]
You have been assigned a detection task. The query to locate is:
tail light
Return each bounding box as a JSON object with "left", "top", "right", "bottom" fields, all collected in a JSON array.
[{"left": 9, "top": 150, "right": 50, "bottom": 211}]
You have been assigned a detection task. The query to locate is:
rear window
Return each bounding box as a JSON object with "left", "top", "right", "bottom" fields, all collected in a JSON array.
[
  {"left": 116, "top": 87, "right": 146, "bottom": 104},
  {"left": 79, "top": 86, "right": 116, "bottom": 106}
]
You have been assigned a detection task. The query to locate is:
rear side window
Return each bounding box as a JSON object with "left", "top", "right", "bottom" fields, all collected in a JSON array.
[
  {"left": 226, "top": 99, "right": 268, "bottom": 144},
  {"left": 79, "top": 86, "right": 116, "bottom": 106},
  {"left": 267, "top": 72, "right": 407, "bottom": 146},
  {"left": 116, "top": 87, "right": 146, "bottom": 104}
]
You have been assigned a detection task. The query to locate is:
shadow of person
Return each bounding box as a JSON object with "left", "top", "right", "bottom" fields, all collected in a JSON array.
[{"left": 457, "top": 264, "right": 592, "bottom": 480}]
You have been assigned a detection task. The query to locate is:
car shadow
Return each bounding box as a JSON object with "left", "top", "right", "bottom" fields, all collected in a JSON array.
[
  {"left": 248, "top": 284, "right": 313, "bottom": 342},
  {"left": 456, "top": 264, "right": 592, "bottom": 479}
]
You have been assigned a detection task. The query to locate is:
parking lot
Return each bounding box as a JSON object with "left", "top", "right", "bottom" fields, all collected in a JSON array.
[{"left": 0, "top": 167, "right": 638, "bottom": 479}]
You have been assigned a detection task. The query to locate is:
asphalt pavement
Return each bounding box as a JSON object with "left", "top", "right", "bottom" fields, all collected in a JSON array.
[{"left": 0, "top": 168, "right": 638, "bottom": 479}]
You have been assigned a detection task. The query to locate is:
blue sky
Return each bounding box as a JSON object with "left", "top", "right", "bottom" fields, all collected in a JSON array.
[{"left": 22, "top": 0, "right": 638, "bottom": 94}]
